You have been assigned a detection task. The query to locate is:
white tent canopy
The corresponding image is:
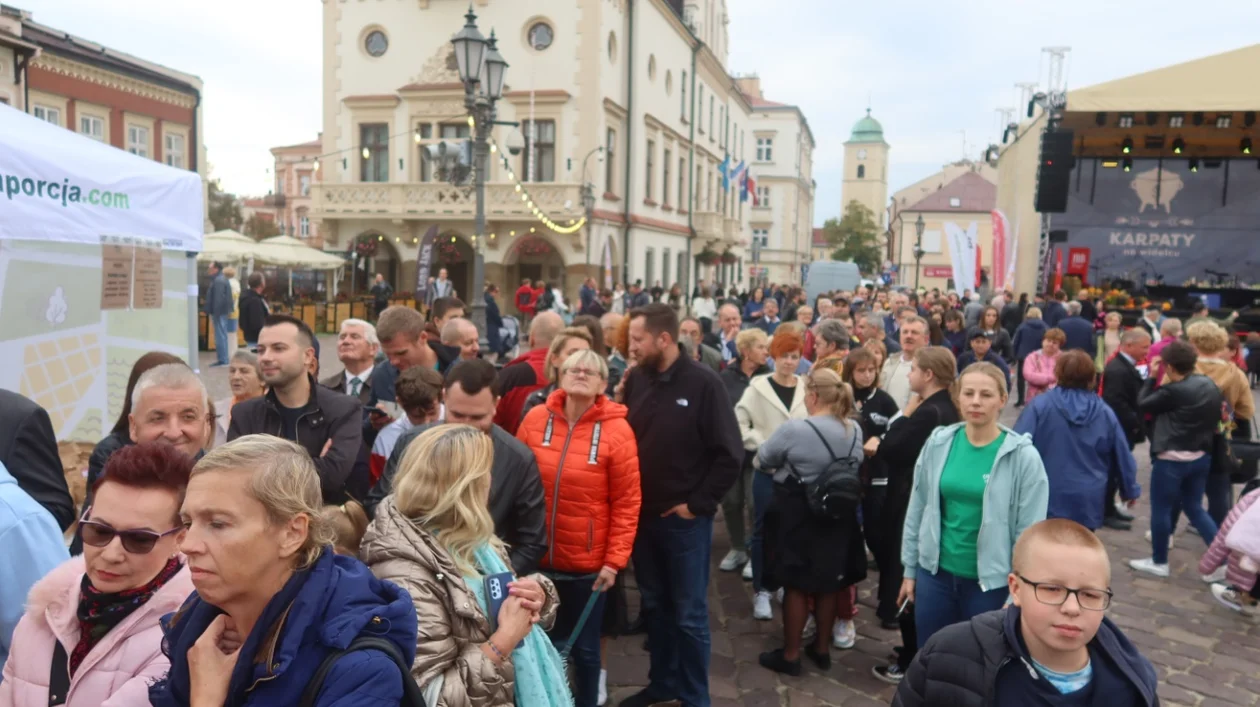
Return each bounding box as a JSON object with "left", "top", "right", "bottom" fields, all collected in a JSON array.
[
  {"left": 0, "top": 104, "right": 205, "bottom": 441},
  {"left": 0, "top": 104, "right": 203, "bottom": 251}
]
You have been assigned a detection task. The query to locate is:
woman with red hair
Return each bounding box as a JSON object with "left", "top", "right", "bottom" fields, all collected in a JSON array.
[{"left": 1, "top": 443, "right": 195, "bottom": 706}]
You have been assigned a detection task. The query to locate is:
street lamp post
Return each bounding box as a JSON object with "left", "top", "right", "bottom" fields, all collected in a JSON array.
[
  {"left": 912, "top": 213, "right": 926, "bottom": 290},
  {"left": 580, "top": 146, "right": 603, "bottom": 269},
  {"left": 451, "top": 6, "right": 508, "bottom": 349}
]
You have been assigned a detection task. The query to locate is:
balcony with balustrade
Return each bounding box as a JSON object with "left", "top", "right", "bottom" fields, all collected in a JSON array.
[{"left": 310, "top": 182, "right": 586, "bottom": 222}]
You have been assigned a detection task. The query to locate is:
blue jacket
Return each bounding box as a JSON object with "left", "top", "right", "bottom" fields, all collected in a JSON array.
[
  {"left": 1059, "top": 316, "right": 1096, "bottom": 358},
  {"left": 1014, "top": 387, "right": 1140, "bottom": 530},
  {"left": 742, "top": 299, "right": 766, "bottom": 321},
  {"left": 0, "top": 461, "right": 69, "bottom": 673},
  {"left": 1012, "top": 318, "right": 1049, "bottom": 360},
  {"left": 150, "top": 548, "right": 417, "bottom": 707},
  {"left": 1043, "top": 300, "right": 1067, "bottom": 327},
  {"left": 751, "top": 316, "right": 781, "bottom": 336}
]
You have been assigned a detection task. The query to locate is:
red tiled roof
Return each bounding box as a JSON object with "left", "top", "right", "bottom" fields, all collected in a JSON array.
[
  {"left": 813, "top": 227, "right": 828, "bottom": 247},
  {"left": 273, "top": 138, "right": 321, "bottom": 151},
  {"left": 902, "top": 171, "right": 996, "bottom": 213}
]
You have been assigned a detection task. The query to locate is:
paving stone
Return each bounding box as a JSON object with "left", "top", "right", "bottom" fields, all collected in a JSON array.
[
  {"left": 738, "top": 688, "right": 781, "bottom": 707},
  {"left": 1169, "top": 672, "right": 1258, "bottom": 704}
]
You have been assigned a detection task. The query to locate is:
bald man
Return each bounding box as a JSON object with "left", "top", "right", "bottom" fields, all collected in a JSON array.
[
  {"left": 494, "top": 311, "right": 565, "bottom": 434},
  {"left": 441, "top": 317, "right": 481, "bottom": 361},
  {"left": 703, "top": 302, "right": 744, "bottom": 363}
]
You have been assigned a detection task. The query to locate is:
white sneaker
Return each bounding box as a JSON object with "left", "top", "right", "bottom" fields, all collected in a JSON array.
[
  {"left": 1144, "top": 529, "right": 1175, "bottom": 550},
  {"left": 1202, "top": 566, "right": 1228, "bottom": 584},
  {"left": 753, "top": 591, "right": 773, "bottom": 620},
  {"left": 1211, "top": 583, "right": 1259, "bottom": 616},
  {"left": 741, "top": 561, "right": 753, "bottom": 581},
  {"left": 802, "top": 615, "right": 817, "bottom": 640},
  {"left": 832, "top": 619, "right": 856, "bottom": 649},
  {"left": 1128, "top": 557, "right": 1170, "bottom": 578},
  {"left": 597, "top": 669, "right": 608, "bottom": 706},
  {"left": 775, "top": 588, "right": 784, "bottom": 604},
  {"left": 719, "top": 550, "right": 749, "bottom": 572}
]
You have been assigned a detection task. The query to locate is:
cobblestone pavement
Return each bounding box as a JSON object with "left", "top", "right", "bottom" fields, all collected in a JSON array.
[{"left": 200, "top": 344, "right": 1260, "bottom": 705}]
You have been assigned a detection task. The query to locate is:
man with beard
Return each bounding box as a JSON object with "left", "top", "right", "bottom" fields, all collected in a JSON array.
[
  {"left": 228, "top": 314, "right": 363, "bottom": 503},
  {"left": 366, "top": 359, "right": 547, "bottom": 576},
  {"left": 619, "top": 303, "right": 742, "bottom": 707}
]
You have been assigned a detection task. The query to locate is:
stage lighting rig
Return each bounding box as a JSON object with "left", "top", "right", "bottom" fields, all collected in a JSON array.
[
  {"left": 1122, "top": 157, "right": 1132, "bottom": 172},
  {"left": 1121, "top": 137, "right": 1133, "bottom": 154},
  {"left": 1189, "top": 158, "right": 1200, "bottom": 173},
  {"left": 1242, "top": 138, "right": 1253, "bottom": 155},
  {"left": 1172, "top": 138, "right": 1185, "bottom": 155}
]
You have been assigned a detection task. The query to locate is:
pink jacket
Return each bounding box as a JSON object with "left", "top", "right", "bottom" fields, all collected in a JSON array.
[
  {"left": 1022, "top": 351, "right": 1059, "bottom": 403},
  {"left": 0, "top": 555, "right": 194, "bottom": 707},
  {"left": 1199, "top": 489, "right": 1260, "bottom": 592}
]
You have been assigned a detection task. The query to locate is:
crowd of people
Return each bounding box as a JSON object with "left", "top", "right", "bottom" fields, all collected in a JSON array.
[{"left": 0, "top": 272, "right": 1256, "bottom": 707}]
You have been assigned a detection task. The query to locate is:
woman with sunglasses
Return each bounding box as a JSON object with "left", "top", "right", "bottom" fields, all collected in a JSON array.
[
  {"left": 1, "top": 443, "right": 195, "bottom": 706},
  {"left": 516, "top": 349, "right": 641, "bottom": 707}
]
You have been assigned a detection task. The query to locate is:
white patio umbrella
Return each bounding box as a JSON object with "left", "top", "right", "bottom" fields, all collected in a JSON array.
[
  {"left": 196, "top": 229, "right": 257, "bottom": 263},
  {"left": 254, "top": 235, "right": 347, "bottom": 296}
]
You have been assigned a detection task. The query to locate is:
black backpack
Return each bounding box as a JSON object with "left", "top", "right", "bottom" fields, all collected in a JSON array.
[
  {"left": 299, "top": 636, "right": 427, "bottom": 707},
  {"left": 794, "top": 420, "right": 862, "bottom": 521}
]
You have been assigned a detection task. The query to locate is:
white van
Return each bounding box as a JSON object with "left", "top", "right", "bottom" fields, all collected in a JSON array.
[{"left": 804, "top": 261, "right": 862, "bottom": 303}]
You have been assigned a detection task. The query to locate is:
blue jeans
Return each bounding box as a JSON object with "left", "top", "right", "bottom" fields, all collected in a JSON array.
[
  {"left": 748, "top": 471, "right": 776, "bottom": 593},
  {"left": 212, "top": 314, "right": 230, "bottom": 364},
  {"left": 633, "top": 513, "right": 713, "bottom": 707},
  {"left": 548, "top": 577, "right": 606, "bottom": 707},
  {"left": 914, "top": 567, "right": 1007, "bottom": 649},
  {"left": 1150, "top": 456, "right": 1218, "bottom": 564}
]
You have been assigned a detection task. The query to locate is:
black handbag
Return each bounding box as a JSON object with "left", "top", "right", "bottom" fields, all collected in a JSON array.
[{"left": 1230, "top": 418, "right": 1260, "bottom": 484}]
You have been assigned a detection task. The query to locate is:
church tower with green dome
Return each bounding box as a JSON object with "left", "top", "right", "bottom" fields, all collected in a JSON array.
[{"left": 841, "top": 109, "right": 890, "bottom": 228}]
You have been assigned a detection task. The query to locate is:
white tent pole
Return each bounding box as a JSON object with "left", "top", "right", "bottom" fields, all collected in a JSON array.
[{"left": 187, "top": 253, "right": 200, "bottom": 373}]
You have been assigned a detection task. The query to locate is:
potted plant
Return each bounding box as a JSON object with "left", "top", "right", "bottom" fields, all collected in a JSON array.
[
  {"left": 696, "top": 247, "right": 719, "bottom": 266},
  {"left": 720, "top": 249, "right": 738, "bottom": 265}
]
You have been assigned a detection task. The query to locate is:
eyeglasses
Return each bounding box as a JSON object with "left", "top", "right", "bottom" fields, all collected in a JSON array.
[
  {"left": 1017, "top": 575, "right": 1112, "bottom": 611},
  {"left": 562, "top": 367, "right": 602, "bottom": 379},
  {"left": 79, "top": 509, "right": 182, "bottom": 555}
]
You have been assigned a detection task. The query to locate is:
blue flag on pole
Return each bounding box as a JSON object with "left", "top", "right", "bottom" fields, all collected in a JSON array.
[{"left": 719, "top": 154, "right": 731, "bottom": 191}]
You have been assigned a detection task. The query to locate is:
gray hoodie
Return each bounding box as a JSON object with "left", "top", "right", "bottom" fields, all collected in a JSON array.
[{"left": 756, "top": 414, "right": 863, "bottom": 484}]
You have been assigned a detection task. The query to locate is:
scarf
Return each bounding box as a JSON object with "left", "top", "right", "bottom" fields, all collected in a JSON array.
[
  {"left": 73, "top": 556, "right": 182, "bottom": 675},
  {"left": 467, "top": 544, "right": 573, "bottom": 707}
]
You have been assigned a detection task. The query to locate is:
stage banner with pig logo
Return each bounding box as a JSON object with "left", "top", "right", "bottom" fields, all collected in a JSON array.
[{"left": 1053, "top": 157, "right": 1260, "bottom": 286}]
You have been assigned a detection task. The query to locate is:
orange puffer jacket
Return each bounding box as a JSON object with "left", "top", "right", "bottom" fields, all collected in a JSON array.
[{"left": 517, "top": 389, "right": 642, "bottom": 574}]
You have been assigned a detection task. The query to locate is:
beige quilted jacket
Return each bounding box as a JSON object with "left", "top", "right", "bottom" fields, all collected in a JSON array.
[{"left": 360, "top": 498, "right": 558, "bottom": 707}]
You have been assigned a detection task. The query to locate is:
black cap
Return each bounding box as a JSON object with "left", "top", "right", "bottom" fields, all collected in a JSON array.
[
  {"left": 969, "top": 329, "right": 992, "bottom": 341},
  {"left": 1192, "top": 300, "right": 1207, "bottom": 313}
]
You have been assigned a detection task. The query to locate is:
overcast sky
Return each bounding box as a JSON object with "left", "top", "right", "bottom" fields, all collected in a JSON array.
[{"left": 27, "top": 0, "right": 1259, "bottom": 225}]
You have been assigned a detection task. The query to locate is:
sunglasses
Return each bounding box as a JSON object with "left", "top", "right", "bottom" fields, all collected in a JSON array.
[{"left": 79, "top": 509, "right": 182, "bottom": 554}]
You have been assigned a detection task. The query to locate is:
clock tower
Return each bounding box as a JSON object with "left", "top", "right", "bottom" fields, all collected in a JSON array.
[{"left": 841, "top": 109, "right": 890, "bottom": 228}]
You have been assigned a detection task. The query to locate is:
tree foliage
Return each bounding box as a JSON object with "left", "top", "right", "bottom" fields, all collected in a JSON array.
[
  {"left": 824, "top": 200, "right": 883, "bottom": 274},
  {"left": 244, "top": 213, "right": 280, "bottom": 239},
  {"left": 207, "top": 180, "right": 243, "bottom": 232}
]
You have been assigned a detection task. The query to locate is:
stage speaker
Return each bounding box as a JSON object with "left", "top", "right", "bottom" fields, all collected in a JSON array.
[
  {"left": 1035, "top": 130, "right": 1075, "bottom": 213},
  {"left": 1048, "top": 230, "right": 1069, "bottom": 243}
]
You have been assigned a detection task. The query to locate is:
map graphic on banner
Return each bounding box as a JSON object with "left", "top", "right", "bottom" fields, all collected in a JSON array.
[
  {"left": 1054, "top": 157, "right": 1260, "bottom": 285},
  {"left": 0, "top": 239, "right": 189, "bottom": 441}
]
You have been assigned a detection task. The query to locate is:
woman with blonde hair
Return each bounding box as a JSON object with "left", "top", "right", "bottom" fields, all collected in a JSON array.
[
  {"left": 900, "top": 362, "right": 1048, "bottom": 651},
  {"left": 223, "top": 265, "right": 241, "bottom": 359},
  {"left": 737, "top": 330, "right": 810, "bottom": 620},
  {"left": 150, "top": 436, "right": 419, "bottom": 706},
  {"left": 1095, "top": 310, "right": 1124, "bottom": 370},
  {"left": 321, "top": 500, "right": 371, "bottom": 556},
  {"left": 362, "top": 425, "right": 571, "bottom": 707},
  {"left": 1185, "top": 320, "right": 1253, "bottom": 524},
  {"left": 517, "top": 349, "right": 641, "bottom": 707},
  {"left": 519, "top": 326, "right": 593, "bottom": 423},
  {"left": 213, "top": 350, "right": 265, "bottom": 447},
  {"left": 756, "top": 367, "right": 867, "bottom": 675}
]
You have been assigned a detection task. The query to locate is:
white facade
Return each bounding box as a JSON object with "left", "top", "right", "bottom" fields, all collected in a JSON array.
[{"left": 311, "top": 0, "right": 812, "bottom": 307}]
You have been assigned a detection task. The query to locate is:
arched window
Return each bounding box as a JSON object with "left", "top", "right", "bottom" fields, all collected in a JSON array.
[{"left": 856, "top": 164, "right": 865, "bottom": 179}]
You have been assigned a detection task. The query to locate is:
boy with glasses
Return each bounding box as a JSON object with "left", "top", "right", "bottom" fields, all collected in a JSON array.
[{"left": 894, "top": 519, "right": 1158, "bottom": 706}]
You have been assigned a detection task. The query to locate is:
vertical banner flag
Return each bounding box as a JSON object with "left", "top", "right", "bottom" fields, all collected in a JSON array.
[
  {"left": 1053, "top": 248, "right": 1065, "bottom": 292},
  {"left": 414, "top": 225, "right": 440, "bottom": 302},
  {"left": 975, "top": 244, "right": 983, "bottom": 289},
  {"left": 943, "top": 221, "right": 978, "bottom": 294},
  {"left": 991, "top": 210, "right": 1009, "bottom": 291},
  {"left": 719, "top": 154, "right": 731, "bottom": 191},
  {"left": 1066, "top": 247, "right": 1091, "bottom": 280}
]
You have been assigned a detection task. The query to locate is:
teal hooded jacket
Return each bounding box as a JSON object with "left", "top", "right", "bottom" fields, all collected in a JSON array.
[{"left": 901, "top": 423, "right": 1049, "bottom": 592}]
